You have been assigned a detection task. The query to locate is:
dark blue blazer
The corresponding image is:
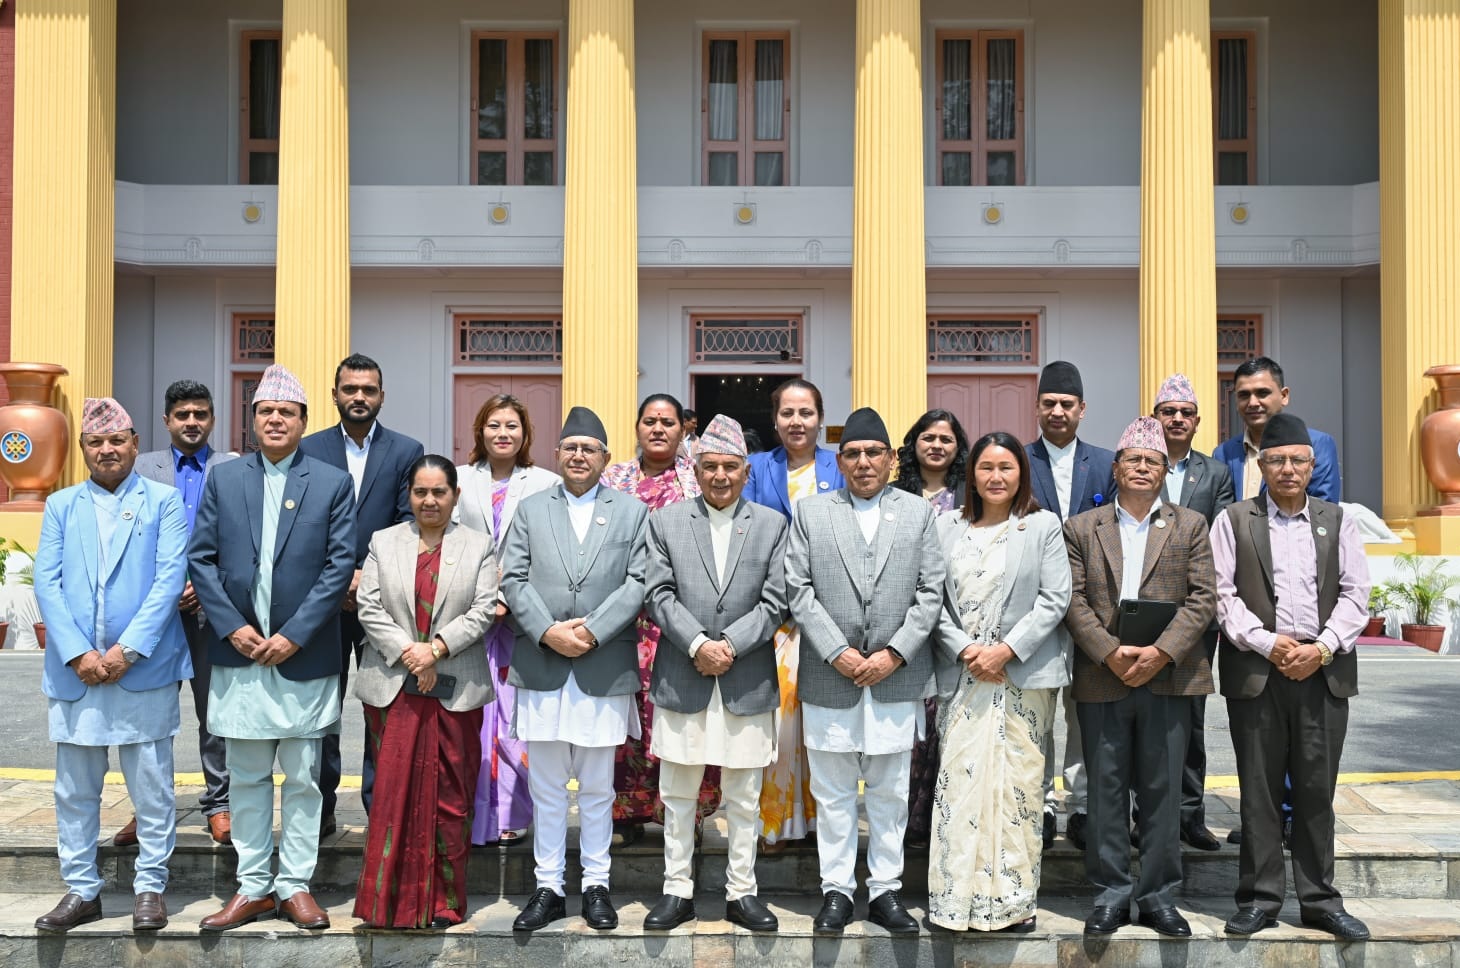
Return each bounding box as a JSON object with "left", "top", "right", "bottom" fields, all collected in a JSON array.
[
  {"left": 1213, "top": 427, "right": 1341, "bottom": 503},
  {"left": 745, "top": 445, "right": 844, "bottom": 521},
  {"left": 299, "top": 421, "right": 424, "bottom": 565},
  {"left": 1025, "top": 437, "right": 1116, "bottom": 519},
  {"left": 187, "top": 452, "right": 358, "bottom": 681}
]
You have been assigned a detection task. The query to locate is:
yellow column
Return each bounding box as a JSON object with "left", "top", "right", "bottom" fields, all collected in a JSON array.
[
  {"left": 272, "top": 0, "right": 351, "bottom": 417},
  {"left": 851, "top": 0, "right": 926, "bottom": 440},
  {"left": 1380, "top": 0, "right": 1460, "bottom": 552},
  {"left": 10, "top": 0, "right": 117, "bottom": 486},
  {"left": 562, "top": 0, "right": 638, "bottom": 457},
  {"left": 1139, "top": 0, "right": 1218, "bottom": 455}
]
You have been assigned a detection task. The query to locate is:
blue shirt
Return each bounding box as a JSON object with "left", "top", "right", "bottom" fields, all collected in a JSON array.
[{"left": 171, "top": 444, "right": 211, "bottom": 532}]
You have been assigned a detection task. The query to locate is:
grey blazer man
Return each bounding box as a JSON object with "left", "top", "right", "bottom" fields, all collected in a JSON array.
[
  {"left": 1162, "top": 449, "right": 1235, "bottom": 522},
  {"left": 786, "top": 486, "right": 945, "bottom": 708},
  {"left": 354, "top": 521, "right": 499, "bottom": 713},
  {"left": 499, "top": 483, "right": 648, "bottom": 697},
  {"left": 645, "top": 496, "right": 788, "bottom": 716},
  {"left": 933, "top": 508, "right": 1072, "bottom": 696},
  {"left": 136, "top": 448, "right": 237, "bottom": 489}
]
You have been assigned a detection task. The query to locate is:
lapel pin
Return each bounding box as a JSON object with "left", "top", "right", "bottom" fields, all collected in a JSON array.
[
  {"left": 1155, "top": 518, "right": 1167, "bottom": 529},
  {"left": 1018, "top": 520, "right": 1027, "bottom": 530},
  {"left": 736, "top": 527, "right": 744, "bottom": 534},
  {"left": 596, "top": 516, "right": 607, "bottom": 526},
  {"left": 1188, "top": 475, "right": 1196, "bottom": 484},
  {"left": 884, "top": 512, "right": 895, "bottom": 522},
  {"left": 1316, "top": 526, "right": 1328, "bottom": 536},
  {"left": 819, "top": 481, "right": 829, "bottom": 489},
  {"left": 285, "top": 499, "right": 296, "bottom": 510},
  {"left": 121, "top": 510, "right": 134, "bottom": 521}
]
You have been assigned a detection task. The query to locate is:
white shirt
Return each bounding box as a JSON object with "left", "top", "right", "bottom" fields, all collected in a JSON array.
[
  {"left": 849, "top": 489, "right": 884, "bottom": 543},
  {"left": 565, "top": 483, "right": 599, "bottom": 541},
  {"left": 1042, "top": 436, "right": 1077, "bottom": 519},
  {"left": 1165, "top": 454, "right": 1190, "bottom": 505},
  {"left": 341, "top": 422, "right": 378, "bottom": 500},
  {"left": 1115, "top": 497, "right": 1163, "bottom": 600},
  {"left": 689, "top": 500, "right": 737, "bottom": 658}
]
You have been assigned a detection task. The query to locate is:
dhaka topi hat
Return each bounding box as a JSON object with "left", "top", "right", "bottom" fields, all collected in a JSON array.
[
  {"left": 840, "top": 407, "right": 890, "bottom": 448},
  {"left": 560, "top": 406, "right": 609, "bottom": 446},
  {"left": 252, "top": 364, "right": 308, "bottom": 407},
  {"left": 1260, "top": 412, "right": 1311, "bottom": 450},
  {"left": 1116, "top": 416, "right": 1169, "bottom": 458},
  {"left": 1154, "top": 373, "right": 1197, "bottom": 408},
  {"left": 81, "top": 398, "right": 134, "bottom": 435},
  {"left": 1037, "top": 360, "right": 1084, "bottom": 398},
  {"left": 694, "top": 414, "right": 748, "bottom": 459}
]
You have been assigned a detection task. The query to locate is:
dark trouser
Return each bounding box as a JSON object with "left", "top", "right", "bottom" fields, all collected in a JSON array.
[
  {"left": 1078, "top": 686, "right": 1190, "bottom": 913},
  {"left": 1227, "top": 672, "right": 1348, "bottom": 919},
  {"left": 320, "top": 611, "right": 374, "bottom": 818},
  {"left": 1180, "top": 628, "right": 1220, "bottom": 827},
  {"left": 183, "top": 607, "right": 229, "bottom": 816}
]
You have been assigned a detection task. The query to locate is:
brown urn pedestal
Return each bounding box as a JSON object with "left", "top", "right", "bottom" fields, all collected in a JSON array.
[
  {"left": 1420, "top": 364, "right": 1460, "bottom": 516},
  {"left": 0, "top": 363, "right": 70, "bottom": 510}
]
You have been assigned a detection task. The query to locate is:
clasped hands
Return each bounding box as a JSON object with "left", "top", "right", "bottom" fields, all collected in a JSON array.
[
  {"left": 1105, "top": 644, "right": 1172, "bottom": 688},
  {"left": 957, "top": 641, "right": 1015, "bottom": 684},
  {"left": 832, "top": 647, "right": 903, "bottom": 688},
  {"left": 402, "top": 638, "right": 443, "bottom": 692},
  {"left": 694, "top": 640, "right": 734, "bottom": 677},
  {"left": 70, "top": 645, "right": 132, "bottom": 687},
  {"left": 541, "top": 618, "right": 596, "bottom": 658},
  {"left": 1270, "top": 633, "right": 1323, "bottom": 681},
  {"left": 228, "top": 626, "right": 301, "bottom": 667}
]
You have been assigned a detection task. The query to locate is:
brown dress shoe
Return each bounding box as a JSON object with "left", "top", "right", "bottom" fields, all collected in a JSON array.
[
  {"left": 133, "top": 892, "right": 168, "bottom": 930},
  {"left": 278, "top": 891, "right": 330, "bottom": 930},
  {"left": 199, "top": 894, "right": 277, "bottom": 931},
  {"left": 113, "top": 816, "right": 139, "bottom": 847},
  {"left": 207, "top": 812, "right": 232, "bottom": 845},
  {"left": 35, "top": 893, "right": 102, "bottom": 932}
]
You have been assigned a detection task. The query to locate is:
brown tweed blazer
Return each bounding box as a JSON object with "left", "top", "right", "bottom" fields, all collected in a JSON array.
[{"left": 1062, "top": 501, "right": 1217, "bottom": 703}]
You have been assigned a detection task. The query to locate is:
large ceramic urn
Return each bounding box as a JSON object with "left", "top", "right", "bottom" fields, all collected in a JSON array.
[
  {"left": 1421, "top": 365, "right": 1460, "bottom": 512},
  {"left": 0, "top": 363, "right": 70, "bottom": 509}
]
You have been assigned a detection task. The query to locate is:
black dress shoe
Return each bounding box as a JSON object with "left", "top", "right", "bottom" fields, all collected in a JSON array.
[
  {"left": 726, "top": 896, "right": 778, "bottom": 932},
  {"left": 1066, "top": 812, "right": 1089, "bottom": 851},
  {"left": 643, "top": 895, "right": 695, "bottom": 930},
  {"left": 867, "top": 890, "right": 919, "bottom": 935},
  {"left": 512, "top": 888, "right": 566, "bottom": 931},
  {"left": 1225, "top": 906, "right": 1278, "bottom": 935},
  {"left": 581, "top": 885, "right": 618, "bottom": 930},
  {"left": 1137, "top": 907, "right": 1191, "bottom": 937},
  {"left": 1084, "top": 905, "right": 1131, "bottom": 935},
  {"left": 1042, "top": 809, "right": 1056, "bottom": 849},
  {"left": 1181, "top": 822, "right": 1222, "bottom": 851},
  {"left": 1227, "top": 829, "right": 1243, "bottom": 844},
  {"left": 133, "top": 892, "right": 168, "bottom": 931},
  {"left": 319, "top": 813, "right": 337, "bottom": 838},
  {"left": 35, "top": 893, "right": 102, "bottom": 932},
  {"left": 1302, "top": 910, "right": 1370, "bottom": 941},
  {"left": 813, "top": 891, "right": 855, "bottom": 933}
]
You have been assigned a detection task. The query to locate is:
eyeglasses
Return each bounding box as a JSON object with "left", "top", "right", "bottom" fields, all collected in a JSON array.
[
  {"left": 841, "top": 446, "right": 890, "bottom": 463},
  {"left": 1155, "top": 406, "right": 1197, "bottom": 419},
  {"left": 557, "top": 443, "right": 605, "bottom": 456},
  {"left": 1118, "top": 455, "right": 1167, "bottom": 469},
  {"left": 1259, "top": 455, "right": 1314, "bottom": 469}
]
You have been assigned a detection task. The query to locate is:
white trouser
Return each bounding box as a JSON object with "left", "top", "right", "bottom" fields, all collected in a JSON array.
[
  {"left": 526, "top": 740, "right": 615, "bottom": 894},
  {"left": 661, "top": 758, "right": 762, "bottom": 900},
  {"left": 1043, "top": 685, "right": 1088, "bottom": 812},
  {"left": 806, "top": 747, "right": 911, "bottom": 899},
  {"left": 227, "top": 736, "right": 323, "bottom": 901},
  {"left": 55, "top": 740, "right": 176, "bottom": 899}
]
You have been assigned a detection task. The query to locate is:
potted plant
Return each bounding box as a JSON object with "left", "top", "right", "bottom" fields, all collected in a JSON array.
[
  {"left": 1384, "top": 553, "right": 1460, "bottom": 653},
  {"left": 1365, "top": 585, "right": 1394, "bottom": 638}
]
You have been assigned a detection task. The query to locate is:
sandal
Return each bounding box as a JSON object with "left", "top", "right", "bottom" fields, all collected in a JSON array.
[{"left": 498, "top": 828, "right": 527, "bottom": 844}]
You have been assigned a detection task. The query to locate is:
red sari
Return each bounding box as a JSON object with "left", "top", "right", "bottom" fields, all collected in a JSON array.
[{"left": 354, "top": 544, "right": 484, "bottom": 929}]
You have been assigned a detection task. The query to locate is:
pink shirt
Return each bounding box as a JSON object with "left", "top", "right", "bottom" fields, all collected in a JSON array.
[{"left": 1210, "top": 496, "right": 1369, "bottom": 658}]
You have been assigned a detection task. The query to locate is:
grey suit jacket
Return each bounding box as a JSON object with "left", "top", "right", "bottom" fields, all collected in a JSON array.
[
  {"left": 354, "top": 521, "right": 499, "bottom": 712},
  {"left": 455, "top": 462, "right": 561, "bottom": 546},
  {"left": 934, "top": 508, "right": 1073, "bottom": 695},
  {"left": 786, "top": 486, "right": 944, "bottom": 708},
  {"left": 1161, "top": 449, "right": 1236, "bottom": 526},
  {"left": 645, "top": 497, "right": 788, "bottom": 716},
  {"left": 499, "top": 483, "right": 648, "bottom": 697},
  {"left": 135, "top": 446, "right": 237, "bottom": 488}
]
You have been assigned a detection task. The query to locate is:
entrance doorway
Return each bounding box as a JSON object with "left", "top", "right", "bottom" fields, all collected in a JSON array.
[
  {"left": 691, "top": 373, "right": 789, "bottom": 455},
  {"left": 453, "top": 374, "right": 562, "bottom": 469}
]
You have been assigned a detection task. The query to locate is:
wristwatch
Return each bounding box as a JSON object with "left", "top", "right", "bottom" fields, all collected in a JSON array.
[
  {"left": 430, "top": 641, "right": 445, "bottom": 661},
  {"left": 120, "top": 647, "right": 141, "bottom": 665},
  {"left": 1315, "top": 642, "right": 1334, "bottom": 666}
]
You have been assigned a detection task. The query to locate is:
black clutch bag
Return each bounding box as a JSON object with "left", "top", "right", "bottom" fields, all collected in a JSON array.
[{"left": 403, "top": 673, "right": 457, "bottom": 700}]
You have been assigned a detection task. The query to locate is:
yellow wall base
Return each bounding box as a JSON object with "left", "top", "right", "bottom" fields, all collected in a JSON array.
[
  {"left": 1414, "top": 514, "right": 1460, "bottom": 556},
  {"left": 0, "top": 510, "right": 44, "bottom": 549}
]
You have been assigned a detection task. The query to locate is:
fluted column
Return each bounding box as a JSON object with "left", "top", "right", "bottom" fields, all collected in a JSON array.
[
  {"left": 1380, "top": 0, "right": 1460, "bottom": 552},
  {"left": 562, "top": 0, "right": 638, "bottom": 457},
  {"left": 851, "top": 0, "right": 926, "bottom": 440},
  {"left": 1139, "top": 0, "right": 1218, "bottom": 455},
  {"left": 10, "top": 0, "right": 116, "bottom": 486},
  {"left": 273, "top": 0, "right": 351, "bottom": 415}
]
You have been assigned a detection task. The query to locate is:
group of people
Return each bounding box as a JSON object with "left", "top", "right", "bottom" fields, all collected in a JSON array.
[{"left": 31, "top": 351, "right": 1370, "bottom": 943}]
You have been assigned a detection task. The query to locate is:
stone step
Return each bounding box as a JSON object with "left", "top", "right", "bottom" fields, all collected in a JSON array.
[{"left": 2, "top": 891, "right": 1457, "bottom": 968}]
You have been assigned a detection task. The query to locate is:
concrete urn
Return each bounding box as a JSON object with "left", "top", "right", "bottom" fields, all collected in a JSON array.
[{"left": 0, "top": 363, "right": 70, "bottom": 508}]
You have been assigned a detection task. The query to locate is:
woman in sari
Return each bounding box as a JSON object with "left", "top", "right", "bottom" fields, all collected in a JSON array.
[
  {"left": 743, "top": 378, "right": 843, "bottom": 853},
  {"left": 601, "top": 393, "right": 716, "bottom": 846},
  {"left": 892, "top": 409, "right": 970, "bottom": 848},
  {"left": 928, "top": 432, "right": 1071, "bottom": 933},
  {"left": 457, "top": 394, "right": 560, "bottom": 846},
  {"left": 354, "top": 455, "right": 500, "bottom": 928}
]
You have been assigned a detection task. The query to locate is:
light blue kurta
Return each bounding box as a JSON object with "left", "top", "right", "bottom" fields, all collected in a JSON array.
[
  {"left": 48, "top": 476, "right": 179, "bottom": 746},
  {"left": 208, "top": 452, "right": 339, "bottom": 740}
]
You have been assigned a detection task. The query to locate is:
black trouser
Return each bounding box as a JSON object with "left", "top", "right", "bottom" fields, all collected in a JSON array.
[
  {"left": 319, "top": 611, "right": 373, "bottom": 818},
  {"left": 1180, "top": 627, "right": 1220, "bottom": 827}
]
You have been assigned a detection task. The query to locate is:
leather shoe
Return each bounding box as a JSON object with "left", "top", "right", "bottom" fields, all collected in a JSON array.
[
  {"left": 1181, "top": 822, "right": 1222, "bottom": 851},
  {"left": 34, "top": 893, "right": 102, "bottom": 932},
  {"left": 867, "top": 890, "right": 919, "bottom": 936},
  {"left": 113, "top": 816, "right": 139, "bottom": 847},
  {"left": 1042, "top": 809, "right": 1056, "bottom": 849},
  {"left": 319, "top": 813, "right": 337, "bottom": 838},
  {"left": 643, "top": 895, "right": 695, "bottom": 930},
  {"left": 1227, "top": 829, "right": 1243, "bottom": 844},
  {"left": 813, "top": 891, "right": 855, "bottom": 933},
  {"left": 200, "top": 893, "right": 277, "bottom": 931},
  {"left": 1225, "top": 906, "right": 1278, "bottom": 935},
  {"left": 726, "top": 895, "right": 778, "bottom": 932},
  {"left": 581, "top": 885, "right": 618, "bottom": 930},
  {"left": 512, "top": 888, "right": 566, "bottom": 931},
  {"left": 1302, "top": 910, "right": 1370, "bottom": 941},
  {"left": 1066, "top": 812, "right": 1089, "bottom": 851},
  {"left": 207, "top": 812, "right": 232, "bottom": 845},
  {"left": 1137, "top": 906, "right": 1191, "bottom": 937},
  {"left": 278, "top": 891, "right": 330, "bottom": 930},
  {"left": 1084, "top": 905, "right": 1131, "bottom": 935},
  {"left": 133, "top": 892, "right": 168, "bottom": 931}
]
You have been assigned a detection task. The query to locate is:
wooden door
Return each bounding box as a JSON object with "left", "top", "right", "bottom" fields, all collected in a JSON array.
[
  {"left": 928, "top": 374, "right": 1037, "bottom": 443},
  {"left": 453, "top": 374, "right": 562, "bottom": 469}
]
